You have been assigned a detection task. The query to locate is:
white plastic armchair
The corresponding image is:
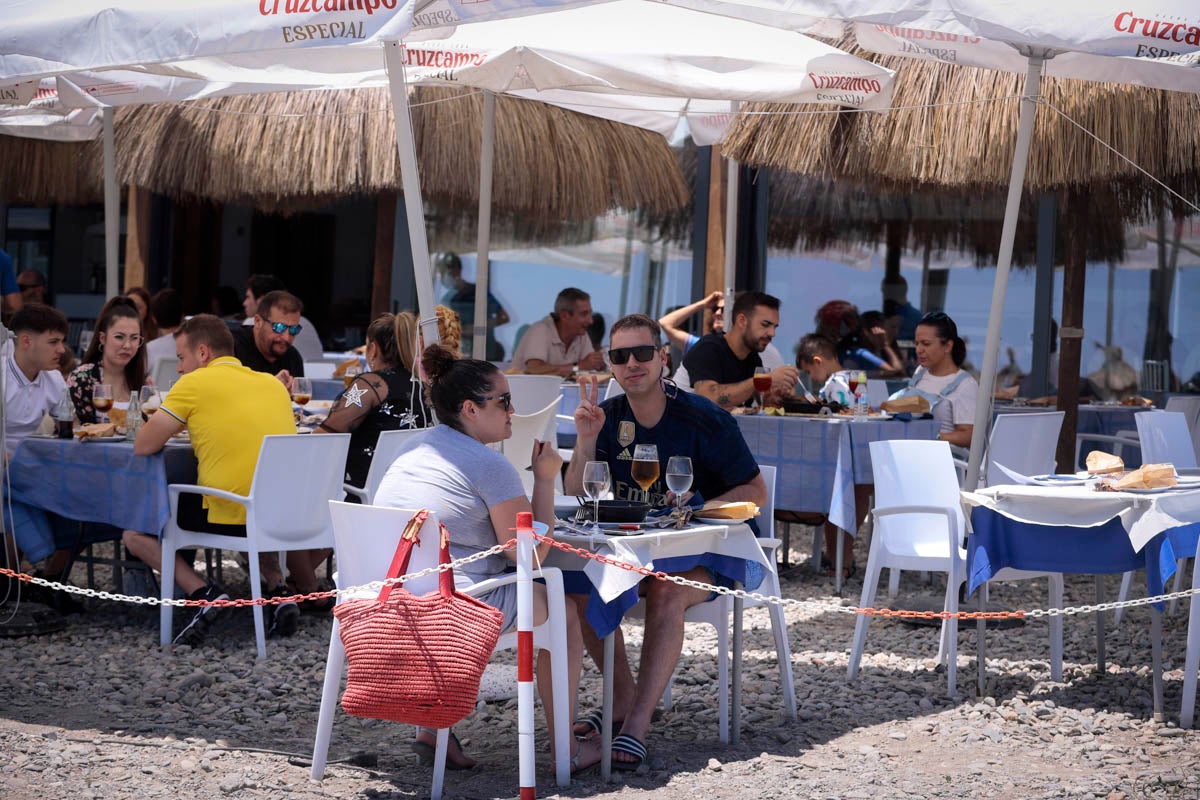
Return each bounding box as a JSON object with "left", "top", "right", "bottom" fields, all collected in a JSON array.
[
  {"left": 502, "top": 399, "right": 562, "bottom": 495},
  {"left": 342, "top": 428, "right": 423, "bottom": 504},
  {"left": 160, "top": 433, "right": 351, "bottom": 658},
  {"left": 310, "top": 502, "right": 573, "bottom": 798}
]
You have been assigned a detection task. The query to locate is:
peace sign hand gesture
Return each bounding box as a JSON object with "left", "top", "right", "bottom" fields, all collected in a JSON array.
[{"left": 573, "top": 374, "right": 606, "bottom": 441}]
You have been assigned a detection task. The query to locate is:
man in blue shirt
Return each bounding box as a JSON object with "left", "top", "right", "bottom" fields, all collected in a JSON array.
[{"left": 565, "top": 313, "right": 765, "bottom": 771}]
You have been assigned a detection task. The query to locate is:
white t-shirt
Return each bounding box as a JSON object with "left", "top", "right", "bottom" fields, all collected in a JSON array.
[
  {"left": 913, "top": 369, "right": 978, "bottom": 434},
  {"left": 4, "top": 355, "right": 67, "bottom": 455},
  {"left": 820, "top": 371, "right": 854, "bottom": 405}
]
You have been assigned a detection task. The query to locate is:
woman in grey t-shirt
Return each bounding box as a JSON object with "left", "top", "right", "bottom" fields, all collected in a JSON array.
[{"left": 375, "top": 346, "right": 601, "bottom": 774}]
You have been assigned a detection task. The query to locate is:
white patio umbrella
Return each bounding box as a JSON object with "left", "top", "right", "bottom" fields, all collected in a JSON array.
[{"left": 656, "top": 0, "right": 1200, "bottom": 487}]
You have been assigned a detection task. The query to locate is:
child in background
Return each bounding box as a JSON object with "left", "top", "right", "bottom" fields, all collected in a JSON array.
[{"left": 796, "top": 334, "right": 853, "bottom": 406}]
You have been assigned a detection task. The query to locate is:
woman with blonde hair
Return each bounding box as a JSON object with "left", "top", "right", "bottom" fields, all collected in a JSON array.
[{"left": 316, "top": 311, "right": 430, "bottom": 492}]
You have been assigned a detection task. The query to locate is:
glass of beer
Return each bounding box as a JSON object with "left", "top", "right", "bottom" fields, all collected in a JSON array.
[
  {"left": 291, "top": 377, "right": 312, "bottom": 407},
  {"left": 92, "top": 384, "right": 114, "bottom": 419},
  {"left": 139, "top": 386, "right": 162, "bottom": 421},
  {"left": 342, "top": 363, "right": 363, "bottom": 389},
  {"left": 631, "top": 444, "right": 660, "bottom": 504},
  {"left": 752, "top": 367, "right": 772, "bottom": 412}
]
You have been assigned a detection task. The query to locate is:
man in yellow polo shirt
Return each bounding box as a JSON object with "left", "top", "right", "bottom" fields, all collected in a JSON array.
[{"left": 130, "top": 314, "right": 299, "bottom": 646}]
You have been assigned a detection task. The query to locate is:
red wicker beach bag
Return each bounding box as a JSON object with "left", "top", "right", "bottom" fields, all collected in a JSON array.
[{"left": 334, "top": 509, "right": 504, "bottom": 728}]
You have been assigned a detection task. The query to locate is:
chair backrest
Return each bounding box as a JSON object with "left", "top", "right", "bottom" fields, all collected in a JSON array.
[
  {"left": 506, "top": 374, "right": 565, "bottom": 416},
  {"left": 304, "top": 361, "right": 336, "bottom": 379},
  {"left": 1135, "top": 410, "right": 1198, "bottom": 469},
  {"left": 248, "top": 433, "right": 351, "bottom": 547},
  {"left": 359, "top": 428, "right": 425, "bottom": 503},
  {"left": 986, "top": 411, "right": 1065, "bottom": 486},
  {"left": 151, "top": 357, "right": 179, "bottom": 391},
  {"left": 604, "top": 378, "right": 624, "bottom": 401},
  {"left": 866, "top": 379, "right": 888, "bottom": 409},
  {"left": 759, "top": 464, "right": 776, "bottom": 540},
  {"left": 502, "top": 399, "right": 561, "bottom": 494},
  {"left": 869, "top": 439, "right": 965, "bottom": 551},
  {"left": 1165, "top": 396, "right": 1200, "bottom": 463},
  {"left": 328, "top": 501, "right": 443, "bottom": 599}
]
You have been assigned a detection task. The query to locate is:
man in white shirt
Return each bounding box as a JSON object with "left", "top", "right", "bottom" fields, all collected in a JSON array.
[
  {"left": 510, "top": 287, "right": 606, "bottom": 376},
  {"left": 3, "top": 304, "right": 80, "bottom": 595},
  {"left": 144, "top": 288, "right": 184, "bottom": 381}
]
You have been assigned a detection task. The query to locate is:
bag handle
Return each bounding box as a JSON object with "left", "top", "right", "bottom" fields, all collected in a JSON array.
[{"left": 376, "top": 509, "right": 456, "bottom": 604}]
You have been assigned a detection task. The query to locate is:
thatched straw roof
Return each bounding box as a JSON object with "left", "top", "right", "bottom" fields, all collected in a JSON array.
[
  {"left": 0, "top": 137, "right": 101, "bottom": 204},
  {"left": 721, "top": 43, "right": 1200, "bottom": 216},
  {"left": 108, "top": 86, "right": 687, "bottom": 219}
]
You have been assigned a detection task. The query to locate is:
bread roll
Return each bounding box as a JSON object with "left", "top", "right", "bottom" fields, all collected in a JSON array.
[
  {"left": 1113, "top": 463, "right": 1176, "bottom": 490},
  {"left": 698, "top": 501, "right": 760, "bottom": 519},
  {"left": 106, "top": 407, "right": 127, "bottom": 429},
  {"left": 1085, "top": 451, "right": 1124, "bottom": 475},
  {"left": 332, "top": 357, "right": 360, "bottom": 377},
  {"left": 881, "top": 395, "right": 930, "bottom": 415},
  {"left": 75, "top": 422, "right": 116, "bottom": 439}
]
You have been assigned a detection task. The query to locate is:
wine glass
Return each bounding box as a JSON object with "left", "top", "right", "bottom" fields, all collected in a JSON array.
[
  {"left": 665, "top": 456, "right": 693, "bottom": 515},
  {"left": 291, "top": 376, "right": 313, "bottom": 407},
  {"left": 139, "top": 386, "right": 162, "bottom": 422},
  {"left": 752, "top": 367, "right": 772, "bottom": 412},
  {"left": 93, "top": 384, "right": 114, "bottom": 420},
  {"left": 581, "top": 461, "right": 611, "bottom": 532},
  {"left": 631, "top": 444, "right": 660, "bottom": 504}
]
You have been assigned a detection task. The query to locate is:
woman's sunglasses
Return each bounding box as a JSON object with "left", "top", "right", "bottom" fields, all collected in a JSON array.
[
  {"left": 608, "top": 345, "right": 658, "bottom": 365},
  {"left": 476, "top": 392, "right": 513, "bottom": 412}
]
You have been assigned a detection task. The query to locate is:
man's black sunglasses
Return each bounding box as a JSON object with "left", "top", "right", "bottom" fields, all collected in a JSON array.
[{"left": 608, "top": 345, "right": 658, "bottom": 365}]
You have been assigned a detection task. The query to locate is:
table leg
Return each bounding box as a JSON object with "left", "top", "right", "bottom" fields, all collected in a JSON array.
[
  {"left": 732, "top": 596, "right": 743, "bottom": 745},
  {"left": 601, "top": 632, "right": 614, "bottom": 782},
  {"left": 1152, "top": 607, "right": 1164, "bottom": 722},
  {"left": 1095, "top": 575, "right": 1106, "bottom": 672},
  {"left": 977, "top": 585, "right": 988, "bottom": 697}
]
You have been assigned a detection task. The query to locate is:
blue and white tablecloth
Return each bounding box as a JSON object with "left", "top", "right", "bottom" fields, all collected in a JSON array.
[{"left": 736, "top": 415, "right": 941, "bottom": 535}]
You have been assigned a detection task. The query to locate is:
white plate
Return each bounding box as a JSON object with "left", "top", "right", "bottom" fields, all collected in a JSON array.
[
  {"left": 78, "top": 435, "right": 126, "bottom": 443},
  {"left": 1031, "top": 474, "right": 1092, "bottom": 486},
  {"left": 694, "top": 515, "right": 752, "bottom": 525},
  {"left": 1119, "top": 486, "right": 1175, "bottom": 495}
]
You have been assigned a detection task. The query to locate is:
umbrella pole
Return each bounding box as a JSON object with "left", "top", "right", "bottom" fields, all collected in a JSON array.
[
  {"left": 384, "top": 41, "right": 438, "bottom": 346},
  {"left": 473, "top": 91, "right": 496, "bottom": 360},
  {"left": 102, "top": 107, "right": 119, "bottom": 298},
  {"left": 723, "top": 103, "right": 740, "bottom": 295},
  {"left": 964, "top": 56, "right": 1044, "bottom": 489}
]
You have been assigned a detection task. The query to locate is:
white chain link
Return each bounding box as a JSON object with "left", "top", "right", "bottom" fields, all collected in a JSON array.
[
  {"left": 11, "top": 536, "right": 1200, "bottom": 619},
  {"left": 5, "top": 541, "right": 512, "bottom": 607}
]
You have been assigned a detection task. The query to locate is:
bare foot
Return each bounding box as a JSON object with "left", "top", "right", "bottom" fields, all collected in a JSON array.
[{"left": 414, "top": 729, "right": 477, "bottom": 770}]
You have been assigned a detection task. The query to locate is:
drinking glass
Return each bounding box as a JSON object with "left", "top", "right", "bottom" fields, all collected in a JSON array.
[
  {"left": 342, "top": 363, "right": 363, "bottom": 389},
  {"left": 291, "top": 376, "right": 313, "bottom": 406},
  {"left": 581, "top": 461, "right": 611, "bottom": 532},
  {"left": 752, "top": 367, "right": 772, "bottom": 412},
  {"left": 631, "top": 444, "right": 660, "bottom": 504},
  {"left": 665, "top": 456, "right": 693, "bottom": 514},
  {"left": 93, "top": 384, "right": 114, "bottom": 418},
  {"left": 139, "top": 386, "right": 162, "bottom": 422}
]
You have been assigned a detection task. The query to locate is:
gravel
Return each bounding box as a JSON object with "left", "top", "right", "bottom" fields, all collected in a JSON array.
[{"left": 2, "top": 535, "right": 1200, "bottom": 799}]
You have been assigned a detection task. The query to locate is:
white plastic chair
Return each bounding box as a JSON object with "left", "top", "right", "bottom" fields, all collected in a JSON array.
[
  {"left": 160, "top": 433, "right": 351, "bottom": 658},
  {"left": 343, "top": 428, "right": 424, "bottom": 504},
  {"left": 1114, "top": 411, "right": 1198, "bottom": 624},
  {"left": 304, "top": 361, "right": 336, "bottom": 379},
  {"left": 866, "top": 379, "right": 888, "bottom": 410},
  {"left": 310, "top": 502, "right": 572, "bottom": 797},
  {"left": 151, "top": 356, "right": 179, "bottom": 391},
  {"left": 1179, "top": 556, "right": 1200, "bottom": 728},
  {"left": 985, "top": 411, "right": 1065, "bottom": 488},
  {"left": 636, "top": 465, "right": 796, "bottom": 742},
  {"left": 849, "top": 440, "right": 1063, "bottom": 696},
  {"left": 502, "top": 399, "right": 562, "bottom": 495},
  {"left": 506, "top": 374, "right": 565, "bottom": 415}
]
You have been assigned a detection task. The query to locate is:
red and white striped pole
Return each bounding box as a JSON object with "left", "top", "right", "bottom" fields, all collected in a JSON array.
[{"left": 515, "top": 511, "right": 537, "bottom": 800}]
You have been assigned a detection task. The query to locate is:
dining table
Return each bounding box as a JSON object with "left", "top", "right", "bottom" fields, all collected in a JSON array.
[
  {"left": 6, "top": 435, "right": 198, "bottom": 567},
  {"left": 962, "top": 481, "right": 1200, "bottom": 719},
  {"left": 542, "top": 517, "right": 774, "bottom": 779}
]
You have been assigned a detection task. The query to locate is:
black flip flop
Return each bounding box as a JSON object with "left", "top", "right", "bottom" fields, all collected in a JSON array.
[{"left": 611, "top": 733, "right": 648, "bottom": 774}]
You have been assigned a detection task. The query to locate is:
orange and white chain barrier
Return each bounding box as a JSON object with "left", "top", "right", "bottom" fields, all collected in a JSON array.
[{"left": 3, "top": 533, "right": 1200, "bottom": 621}]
